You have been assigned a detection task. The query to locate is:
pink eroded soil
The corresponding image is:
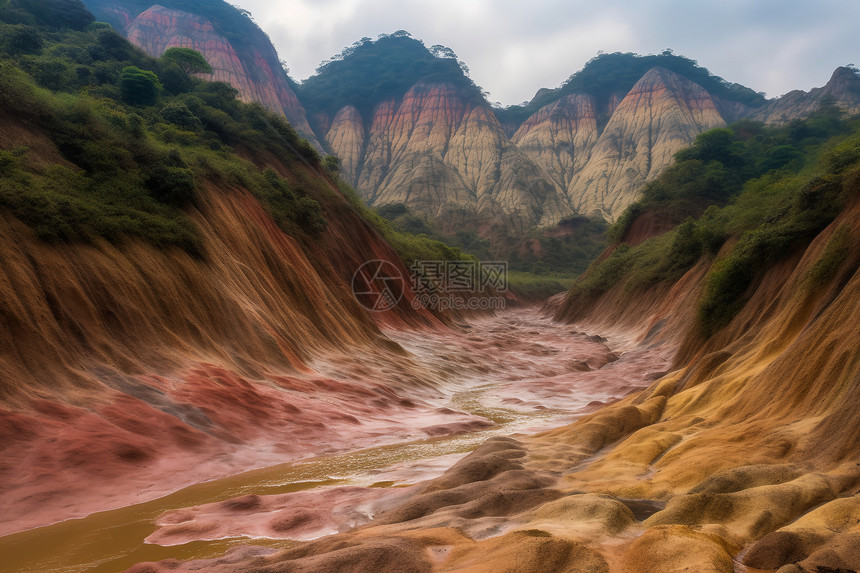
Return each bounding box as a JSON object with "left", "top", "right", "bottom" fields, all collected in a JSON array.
[
  {"left": 0, "top": 307, "right": 671, "bottom": 538},
  {"left": 135, "top": 307, "right": 674, "bottom": 550}
]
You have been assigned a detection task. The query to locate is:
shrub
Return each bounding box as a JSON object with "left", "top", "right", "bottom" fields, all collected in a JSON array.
[
  {"left": 322, "top": 154, "right": 340, "bottom": 174},
  {"left": 161, "top": 47, "right": 212, "bottom": 75},
  {"left": 96, "top": 29, "right": 137, "bottom": 61},
  {"left": 697, "top": 254, "right": 756, "bottom": 335},
  {"left": 0, "top": 145, "right": 28, "bottom": 174},
  {"left": 143, "top": 164, "right": 195, "bottom": 206},
  {"left": 15, "top": 0, "right": 94, "bottom": 31},
  {"left": 25, "top": 57, "right": 70, "bottom": 90},
  {"left": 757, "top": 145, "right": 804, "bottom": 172},
  {"left": 159, "top": 101, "right": 202, "bottom": 131},
  {"left": 662, "top": 218, "right": 703, "bottom": 278},
  {"left": 159, "top": 63, "right": 193, "bottom": 95},
  {"left": 119, "top": 65, "right": 160, "bottom": 106},
  {"left": 573, "top": 243, "right": 632, "bottom": 296},
  {"left": 822, "top": 136, "right": 860, "bottom": 174},
  {"left": 295, "top": 195, "right": 327, "bottom": 235}
]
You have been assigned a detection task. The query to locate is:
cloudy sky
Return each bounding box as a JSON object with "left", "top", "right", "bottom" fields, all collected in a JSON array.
[{"left": 234, "top": 0, "right": 859, "bottom": 106}]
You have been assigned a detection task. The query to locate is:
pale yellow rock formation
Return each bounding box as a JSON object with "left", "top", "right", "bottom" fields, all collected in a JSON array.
[
  {"left": 326, "top": 83, "right": 572, "bottom": 231},
  {"left": 325, "top": 105, "right": 365, "bottom": 182},
  {"left": 511, "top": 94, "right": 599, "bottom": 190},
  {"left": 565, "top": 67, "right": 726, "bottom": 221}
]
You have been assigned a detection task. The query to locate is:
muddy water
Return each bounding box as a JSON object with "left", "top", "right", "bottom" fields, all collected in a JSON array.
[{"left": 0, "top": 307, "right": 670, "bottom": 573}]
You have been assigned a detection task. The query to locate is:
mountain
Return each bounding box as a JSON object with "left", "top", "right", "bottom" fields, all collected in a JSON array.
[
  {"left": 301, "top": 41, "right": 860, "bottom": 230},
  {"left": 303, "top": 42, "right": 763, "bottom": 227},
  {"left": 515, "top": 67, "right": 727, "bottom": 220},
  {"left": 324, "top": 81, "right": 571, "bottom": 234},
  {"left": 82, "top": 0, "right": 317, "bottom": 143},
  {"left": 298, "top": 34, "right": 572, "bottom": 234}
]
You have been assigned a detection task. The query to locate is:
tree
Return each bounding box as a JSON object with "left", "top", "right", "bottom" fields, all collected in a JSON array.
[
  {"left": 159, "top": 64, "right": 192, "bottom": 95},
  {"left": 119, "top": 66, "right": 161, "bottom": 106},
  {"left": 430, "top": 45, "right": 457, "bottom": 59},
  {"left": 676, "top": 128, "right": 739, "bottom": 166},
  {"left": 160, "top": 102, "right": 202, "bottom": 131},
  {"left": 322, "top": 154, "right": 340, "bottom": 173},
  {"left": 144, "top": 164, "right": 195, "bottom": 206},
  {"left": 161, "top": 47, "right": 213, "bottom": 76}
]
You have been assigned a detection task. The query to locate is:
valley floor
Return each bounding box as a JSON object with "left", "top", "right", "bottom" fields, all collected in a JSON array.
[{"left": 0, "top": 306, "right": 671, "bottom": 572}]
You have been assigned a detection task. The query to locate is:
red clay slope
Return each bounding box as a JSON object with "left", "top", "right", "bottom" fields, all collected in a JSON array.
[{"left": 0, "top": 116, "right": 452, "bottom": 535}]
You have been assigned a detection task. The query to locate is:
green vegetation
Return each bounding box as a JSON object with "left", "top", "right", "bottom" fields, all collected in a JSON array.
[
  {"left": 161, "top": 46, "right": 213, "bottom": 75},
  {"left": 805, "top": 224, "right": 851, "bottom": 288},
  {"left": 0, "top": 1, "right": 326, "bottom": 253},
  {"left": 507, "top": 216, "right": 608, "bottom": 277},
  {"left": 507, "top": 272, "right": 572, "bottom": 300},
  {"left": 0, "top": 0, "right": 568, "bottom": 300},
  {"left": 119, "top": 65, "right": 161, "bottom": 105},
  {"left": 81, "top": 0, "right": 287, "bottom": 86},
  {"left": 371, "top": 202, "right": 606, "bottom": 278},
  {"left": 342, "top": 193, "right": 574, "bottom": 297},
  {"left": 496, "top": 51, "right": 766, "bottom": 127},
  {"left": 565, "top": 107, "right": 860, "bottom": 336},
  {"left": 6, "top": 0, "right": 93, "bottom": 30},
  {"left": 610, "top": 106, "right": 853, "bottom": 242},
  {"left": 374, "top": 202, "right": 438, "bottom": 238},
  {"left": 297, "top": 33, "right": 484, "bottom": 125},
  {"left": 335, "top": 182, "right": 471, "bottom": 265},
  {"left": 0, "top": 0, "right": 487, "bottom": 279}
]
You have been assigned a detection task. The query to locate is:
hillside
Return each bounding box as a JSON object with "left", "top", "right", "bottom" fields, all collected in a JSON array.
[
  {"left": 302, "top": 39, "right": 860, "bottom": 234},
  {"left": 496, "top": 50, "right": 766, "bottom": 129},
  {"left": 297, "top": 33, "right": 484, "bottom": 128}
]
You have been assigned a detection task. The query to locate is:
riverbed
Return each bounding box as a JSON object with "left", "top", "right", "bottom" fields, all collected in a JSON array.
[{"left": 0, "top": 307, "right": 671, "bottom": 572}]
